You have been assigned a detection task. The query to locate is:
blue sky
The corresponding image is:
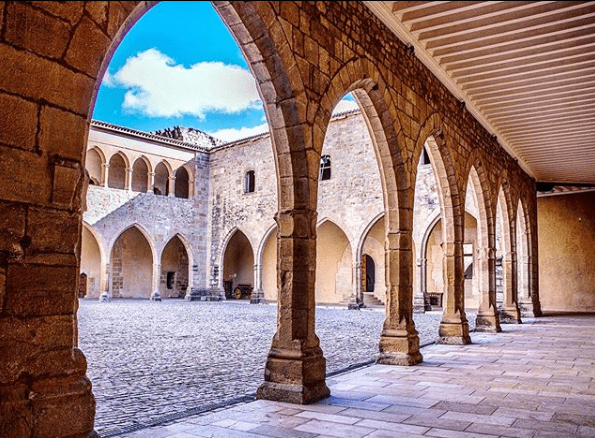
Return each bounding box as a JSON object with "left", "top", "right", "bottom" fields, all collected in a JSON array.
[{"left": 93, "top": 1, "right": 357, "bottom": 142}]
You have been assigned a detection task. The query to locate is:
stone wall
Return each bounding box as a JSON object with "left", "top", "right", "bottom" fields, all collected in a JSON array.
[{"left": 538, "top": 191, "right": 595, "bottom": 312}]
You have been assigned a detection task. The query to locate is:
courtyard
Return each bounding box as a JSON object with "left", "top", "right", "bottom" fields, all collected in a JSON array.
[{"left": 77, "top": 299, "right": 466, "bottom": 436}]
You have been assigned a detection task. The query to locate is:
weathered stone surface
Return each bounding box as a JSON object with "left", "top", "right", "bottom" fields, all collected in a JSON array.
[
  {"left": 40, "top": 106, "right": 87, "bottom": 161},
  {"left": 0, "top": 92, "right": 37, "bottom": 151},
  {"left": 5, "top": 2, "right": 71, "bottom": 59},
  {"left": 65, "top": 17, "right": 111, "bottom": 77}
]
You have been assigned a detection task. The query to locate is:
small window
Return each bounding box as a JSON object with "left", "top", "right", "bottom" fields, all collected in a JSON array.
[
  {"left": 319, "top": 155, "right": 331, "bottom": 181},
  {"left": 166, "top": 272, "right": 175, "bottom": 289},
  {"left": 244, "top": 170, "right": 255, "bottom": 193}
]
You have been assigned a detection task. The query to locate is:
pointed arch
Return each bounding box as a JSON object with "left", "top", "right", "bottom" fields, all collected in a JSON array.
[
  {"left": 257, "top": 223, "right": 278, "bottom": 302},
  {"left": 154, "top": 161, "right": 171, "bottom": 196},
  {"left": 107, "top": 152, "right": 130, "bottom": 190},
  {"left": 109, "top": 224, "right": 155, "bottom": 299},
  {"left": 81, "top": 222, "right": 106, "bottom": 299},
  {"left": 221, "top": 228, "right": 255, "bottom": 300},
  {"left": 462, "top": 152, "right": 500, "bottom": 331},
  {"left": 132, "top": 156, "right": 151, "bottom": 192},
  {"left": 160, "top": 233, "right": 193, "bottom": 298},
  {"left": 496, "top": 176, "right": 522, "bottom": 323},
  {"left": 313, "top": 58, "right": 420, "bottom": 364},
  {"left": 86, "top": 147, "right": 106, "bottom": 185},
  {"left": 316, "top": 219, "right": 353, "bottom": 304},
  {"left": 174, "top": 165, "right": 190, "bottom": 198},
  {"left": 413, "top": 113, "right": 470, "bottom": 344}
]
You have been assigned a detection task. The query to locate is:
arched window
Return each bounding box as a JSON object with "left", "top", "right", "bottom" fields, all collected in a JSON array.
[
  {"left": 108, "top": 154, "right": 126, "bottom": 189},
  {"left": 154, "top": 162, "right": 169, "bottom": 196},
  {"left": 131, "top": 158, "right": 149, "bottom": 192},
  {"left": 244, "top": 170, "right": 255, "bottom": 193},
  {"left": 319, "top": 155, "right": 331, "bottom": 181},
  {"left": 174, "top": 167, "right": 189, "bottom": 198}
]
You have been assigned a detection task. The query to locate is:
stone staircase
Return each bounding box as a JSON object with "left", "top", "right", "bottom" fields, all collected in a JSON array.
[{"left": 362, "top": 292, "right": 384, "bottom": 308}]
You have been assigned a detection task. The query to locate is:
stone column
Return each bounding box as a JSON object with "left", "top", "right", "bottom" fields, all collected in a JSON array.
[
  {"left": 251, "top": 263, "right": 265, "bottom": 303},
  {"left": 500, "top": 250, "right": 521, "bottom": 323},
  {"left": 100, "top": 262, "right": 111, "bottom": 301},
  {"left": 475, "top": 247, "right": 501, "bottom": 332},
  {"left": 150, "top": 263, "right": 162, "bottom": 300},
  {"left": 103, "top": 163, "right": 110, "bottom": 187},
  {"left": 168, "top": 176, "right": 176, "bottom": 197},
  {"left": 147, "top": 172, "right": 155, "bottom": 193},
  {"left": 377, "top": 231, "right": 423, "bottom": 365},
  {"left": 413, "top": 257, "right": 426, "bottom": 313},
  {"left": 348, "top": 261, "right": 362, "bottom": 309},
  {"left": 438, "top": 240, "right": 471, "bottom": 344},
  {"left": 126, "top": 168, "right": 133, "bottom": 191},
  {"left": 257, "top": 209, "right": 330, "bottom": 404}
]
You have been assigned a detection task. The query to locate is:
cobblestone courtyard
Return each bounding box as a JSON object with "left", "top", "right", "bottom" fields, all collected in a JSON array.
[{"left": 78, "top": 300, "right": 474, "bottom": 436}]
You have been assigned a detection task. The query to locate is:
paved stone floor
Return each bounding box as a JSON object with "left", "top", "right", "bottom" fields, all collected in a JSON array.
[
  {"left": 110, "top": 314, "right": 595, "bottom": 438},
  {"left": 78, "top": 300, "right": 457, "bottom": 436}
]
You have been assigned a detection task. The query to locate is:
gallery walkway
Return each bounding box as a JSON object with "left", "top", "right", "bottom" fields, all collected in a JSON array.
[{"left": 116, "top": 315, "right": 595, "bottom": 437}]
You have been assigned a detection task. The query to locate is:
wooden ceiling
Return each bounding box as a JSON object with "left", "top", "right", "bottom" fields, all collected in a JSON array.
[{"left": 365, "top": 1, "right": 595, "bottom": 184}]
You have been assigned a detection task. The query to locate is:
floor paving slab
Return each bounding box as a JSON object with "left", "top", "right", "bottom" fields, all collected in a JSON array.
[{"left": 111, "top": 314, "right": 595, "bottom": 438}]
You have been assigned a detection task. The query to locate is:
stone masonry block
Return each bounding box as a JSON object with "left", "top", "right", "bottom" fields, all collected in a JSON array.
[
  {"left": 27, "top": 208, "right": 79, "bottom": 254},
  {"left": 0, "top": 43, "right": 95, "bottom": 115},
  {"left": 0, "top": 145, "right": 51, "bottom": 205},
  {"left": 30, "top": 1, "right": 84, "bottom": 24},
  {"left": 65, "top": 17, "right": 111, "bottom": 77},
  {"left": 51, "top": 160, "right": 82, "bottom": 208},
  {"left": 40, "top": 106, "right": 87, "bottom": 161},
  {"left": 0, "top": 92, "right": 37, "bottom": 151},
  {"left": 0, "top": 203, "right": 26, "bottom": 257},
  {"left": 107, "top": 1, "right": 129, "bottom": 38},
  {"left": 31, "top": 381, "right": 95, "bottom": 438},
  {"left": 4, "top": 264, "right": 78, "bottom": 317},
  {"left": 5, "top": 2, "right": 71, "bottom": 60},
  {"left": 85, "top": 2, "right": 108, "bottom": 28}
]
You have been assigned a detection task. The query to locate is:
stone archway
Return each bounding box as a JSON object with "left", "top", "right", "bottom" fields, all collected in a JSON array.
[
  {"left": 110, "top": 226, "right": 154, "bottom": 299},
  {"left": 160, "top": 235, "right": 190, "bottom": 298},
  {"left": 222, "top": 229, "right": 254, "bottom": 300},
  {"left": 316, "top": 220, "right": 352, "bottom": 304},
  {"left": 81, "top": 224, "right": 104, "bottom": 299}
]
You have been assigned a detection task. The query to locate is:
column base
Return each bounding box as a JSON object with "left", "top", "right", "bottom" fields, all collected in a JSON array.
[
  {"left": 438, "top": 319, "right": 471, "bottom": 344},
  {"left": 377, "top": 328, "right": 423, "bottom": 365},
  {"left": 257, "top": 380, "right": 330, "bottom": 404},
  {"left": 257, "top": 346, "right": 330, "bottom": 404},
  {"left": 185, "top": 288, "right": 224, "bottom": 301},
  {"left": 500, "top": 306, "right": 522, "bottom": 324},
  {"left": 250, "top": 289, "right": 266, "bottom": 304},
  {"left": 474, "top": 311, "right": 502, "bottom": 333},
  {"left": 413, "top": 296, "right": 427, "bottom": 313}
]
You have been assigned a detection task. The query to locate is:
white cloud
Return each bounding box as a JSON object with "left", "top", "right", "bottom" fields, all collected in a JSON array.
[
  {"left": 110, "top": 48, "right": 261, "bottom": 118},
  {"left": 332, "top": 98, "right": 359, "bottom": 114},
  {"left": 209, "top": 122, "right": 269, "bottom": 142}
]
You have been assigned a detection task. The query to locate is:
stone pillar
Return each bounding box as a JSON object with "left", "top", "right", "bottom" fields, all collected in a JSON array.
[
  {"left": 377, "top": 231, "right": 423, "bottom": 365},
  {"left": 348, "top": 261, "right": 362, "bottom": 309},
  {"left": 168, "top": 176, "right": 176, "bottom": 197},
  {"left": 475, "top": 247, "right": 501, "bottom": 332},
  {"left": 251, "top": 263, "right": 265, "bottom": 303},
  {"left": 147, "top": 172, "right": 155, "bottom": 194},
  {"left": 438, "top": 241, "right": 471, "bottom": 344},
  {"left": 150, "top": 263, "right": 162, "bottom": 301},
  {"left": 99, "top": 262, "right": 110, "bottom": 301},
  {"left": 257, "top": 209, "right": 330, "bottom": 404},
  {"left": 103, "top": 163, "right": 110, "bottom": 188},
  {"left": 500, "top": 250, "right": 521, "bottom": 323},
  {"left": 413, "top": 257, "right": 426, "bottom": 313},
  {"left": 126, "top": 168, "right": 133, "bottom": 191}
]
